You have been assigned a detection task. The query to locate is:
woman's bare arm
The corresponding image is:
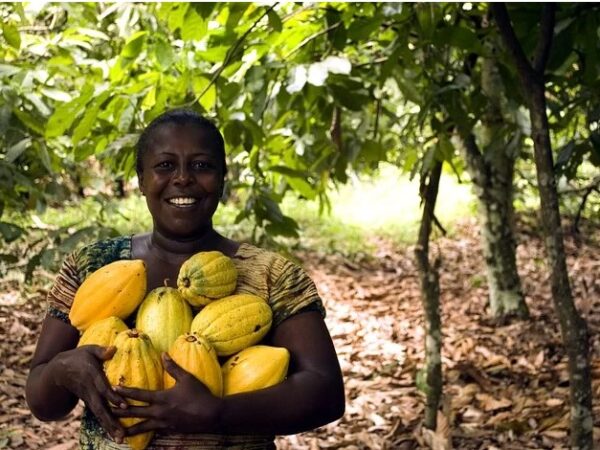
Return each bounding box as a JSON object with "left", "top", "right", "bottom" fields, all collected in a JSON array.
[{"left": 26, "top": 316, "right": 127, "bottom": 441}]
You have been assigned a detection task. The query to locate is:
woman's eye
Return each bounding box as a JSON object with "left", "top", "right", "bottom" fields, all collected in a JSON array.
[
  {"left": 191, "top": 161, "right": 213, "bottom": 170},
  {"left": 155, "top": 161, "right": 173, "bottom": 169}
]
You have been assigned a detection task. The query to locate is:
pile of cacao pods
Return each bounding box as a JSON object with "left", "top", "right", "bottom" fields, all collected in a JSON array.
[{"left": 69, "top": 251, "right": 289, "bottom": 450}]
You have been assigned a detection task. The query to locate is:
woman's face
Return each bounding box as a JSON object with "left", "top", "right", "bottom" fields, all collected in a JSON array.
[{"left": 139, "top": 123, "right": 224, "bottom": 240}]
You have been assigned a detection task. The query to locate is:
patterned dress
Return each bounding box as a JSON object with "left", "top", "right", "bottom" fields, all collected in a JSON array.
[{"left": 46, "top": 236, "right": 325, "bottom": 450}]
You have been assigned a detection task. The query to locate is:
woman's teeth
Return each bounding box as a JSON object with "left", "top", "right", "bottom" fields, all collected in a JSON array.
[{"left": 168, "top": 197, "right": 197, "bottom": 206}]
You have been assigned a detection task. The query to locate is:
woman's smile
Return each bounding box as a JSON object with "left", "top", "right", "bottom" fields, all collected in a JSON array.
[{"left": 166, "top": 196, "right": 199, "bottom": 207}]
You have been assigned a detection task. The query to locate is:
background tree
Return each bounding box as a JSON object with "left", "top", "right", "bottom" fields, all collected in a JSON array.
[{"left": 491, "top": 3, "right": 593, "bottom": 448}]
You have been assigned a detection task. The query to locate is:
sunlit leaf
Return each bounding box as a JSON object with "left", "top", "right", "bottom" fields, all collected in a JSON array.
[{"left": 2, "top": 24, "right": 21, "bottom": 50}]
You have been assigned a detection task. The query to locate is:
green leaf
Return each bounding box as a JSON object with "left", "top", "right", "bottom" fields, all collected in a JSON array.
[
  {"left": 155, "top": 39, "right": 175, "bottom": 69},
  {"left": 198, "top": 46, "right": 229, "bottom": 63},
  {"left": 13, "top": 109, "right": 44, "bottom": 135},
  {"left": 118, "top": 100, "right": 136, "bottom": 132},
  {"left": 46, "top": 85, "right": 94, "bottom": 138},
  {"left": 433, "top": 26, "right": 484, "bottom": 54},
  {"left": 192, "top": 76, "right": 216, "bottom": 112},
  {"left": 168, "top": 3, "right": 190, "bottom": 32},
  {"left": 555, "top": 140, "right": 575, "bottom": 170},
  {"left": 347, "top": 16, "right": 383, "bottom": 41},
  {"left": 265, "top": 215, "right": 299, "bottom": 238},
  {"left": 182, "top": 7, "right": 207, "bottom": 41},
  {"left": 194, "top": 2, "right": 216, "bottom": 19},
  {"left": 329, "top": 82, "right": 370, "bottom": 111},
  {"left": 121, "top": 31, "right": 148, "bottom": 58},
  {"left": 72, "top": 92, "right": 110, "bottom": 146},
  {"left": 267, "top": 10, "right": 283, "bottom": 32},
  {"left": 415, "top": 3, "right": 440, "bottom": 39},
  {"left": 0, "top": 64, "right": 20, "bottom": 77},
  {"left": 0, "top": 221, "right": 24, "bottom": 243},
  {"left": 2, "top": 24, "right": 21, "bottom": 50},
  {"left": 6, "top": 138, "right": 31, "bottom": 163},
  {"left": 25, "top": 247, "right": 44, "bottom": 284},
  {"left": 38, "top": 144, "right": 54, "bottom": 174},
  {"left": 60, "top": 226, "right": 97, "bottom": 253}
]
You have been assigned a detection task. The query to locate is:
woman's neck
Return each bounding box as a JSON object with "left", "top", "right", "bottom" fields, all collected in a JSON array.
[{"left": 149, "top": 226, "right": 222, "bottom": 259}]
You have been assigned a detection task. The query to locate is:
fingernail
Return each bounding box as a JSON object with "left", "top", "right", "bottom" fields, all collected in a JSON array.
[{"left": 120, "top": 402, "right": 127, "bottom": 409}]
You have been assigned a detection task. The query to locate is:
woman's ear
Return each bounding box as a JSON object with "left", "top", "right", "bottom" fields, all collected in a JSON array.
[{"left": 138, "top": 173, "right": 146, "bottom": 196}]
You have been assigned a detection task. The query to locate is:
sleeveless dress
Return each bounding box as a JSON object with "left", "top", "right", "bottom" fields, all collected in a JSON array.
[{"left": 46, "top": 236, "right": 325, "bottom": 450}]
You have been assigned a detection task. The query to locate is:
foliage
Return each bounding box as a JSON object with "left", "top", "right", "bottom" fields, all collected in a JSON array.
[{"left": 1, "top": 2, "right": 599, "bottom": 278}]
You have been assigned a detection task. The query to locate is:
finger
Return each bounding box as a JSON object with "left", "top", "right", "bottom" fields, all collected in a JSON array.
[
  {"left": 113, "top": 385, "right": 159, "bottom": 403},
  {"left": 84, "top": 344, "right": 116, "bottom": 361},
  {"left": 122, "top": 418, "right": 163, "bottom": 437},
  {"left": 162, "top": 352, "right": 189, "bottom": 381},
  {"left": 93, "top": 374, "right": 128, "bottom": 409},
  {"left": 111, "top": 404, "right": 155, "bottom": 419},
  {"left": 85, "top": 392, "right": 126, "bottom": 442}
]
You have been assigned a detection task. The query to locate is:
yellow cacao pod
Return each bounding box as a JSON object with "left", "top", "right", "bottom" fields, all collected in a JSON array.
[
  {"left": 165, "top": 333, "right": 222, "bottom": 396},
  {"left": 222, "top": 345, "right": 290, "bottom": 396},
  {"left": 104, "top": 329, "right": 163, "bottom": 450},
  {"left": 190, "top": 294, "right": 272, "bottom": 356},
  {"left": 135, "top": 285, "right": 192, "bottom": 354},
  {"left": 69, "top": 260, "right": 147, "bottom": 331},
  {"left": 77, "top": 316, "right": 128, "bottom": 348},
  {"left": 177, "top": 251, "right": 237, "bottom": 307}
]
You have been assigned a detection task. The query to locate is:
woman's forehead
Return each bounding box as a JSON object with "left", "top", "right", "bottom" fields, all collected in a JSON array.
[{"left": 148, "top": 123, "right": 219, "bottom": 152}]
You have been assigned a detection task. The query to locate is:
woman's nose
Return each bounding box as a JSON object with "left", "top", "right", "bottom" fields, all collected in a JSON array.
[{"left": 173, "top": 166, "right": 193, "bottom": 185}]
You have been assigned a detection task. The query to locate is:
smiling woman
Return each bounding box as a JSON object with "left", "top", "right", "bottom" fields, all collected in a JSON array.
[{"left": 25, "top": 108, "right": 345, "bottom": 449}]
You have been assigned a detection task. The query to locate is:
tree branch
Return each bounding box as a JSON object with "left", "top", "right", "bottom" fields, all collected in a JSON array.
[
  {"left": 532, "top": 4, "right": 556, "bottom": 74},
  {"left": 489, "top": 3, "right": 538, "bottom": 90},
  {"left": 190, "top": 3, "right": 278, "bottom": 107},
  {"left": 284, "top": 21, "right": 341, "bottom": 59}
]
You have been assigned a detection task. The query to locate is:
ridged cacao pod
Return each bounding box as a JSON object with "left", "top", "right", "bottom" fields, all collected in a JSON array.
[
  {"left": 104, "top": 329, "right": 163, "bottom": 450},
  {"left": 165, "top": 333, "right": 222, "bottom": 396},
  {"left": 69, "top": 260, "right": 147, "bottom": 331},
  {"left": 190, "top": 294, "right": 272, "bottom": 356},
  {"left": 222, "top": 345, "right": 290, "bottom": 396},
  {"left": 135, "top": 285, "right": 192, "bottom": 354},
  {"left": 77, "top": 316, "right": 128, "bottom": 348},
  {"left": 177, "top": 251, "right": 237, "bottom": 307}
]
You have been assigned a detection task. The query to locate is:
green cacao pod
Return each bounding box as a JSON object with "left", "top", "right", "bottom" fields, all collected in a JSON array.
[
  {"left": 165, "top": 333, "right": 222, "bottom": 396},
  {"left": 222, "top": 345, "right": 290, "bottom": 395},
  {"left": 177, "top": 251, "right": 237, "bottom": 307},
  {"left": 190, "top": 294, "right": 272, "bottom": 356},
  {"left": 135, "top": 285, "right": 192, "bottom": 354}
]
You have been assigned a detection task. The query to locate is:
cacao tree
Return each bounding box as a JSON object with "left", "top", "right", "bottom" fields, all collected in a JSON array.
[{"left": 491, "top": 3, "right": 594, "bottom": 448}]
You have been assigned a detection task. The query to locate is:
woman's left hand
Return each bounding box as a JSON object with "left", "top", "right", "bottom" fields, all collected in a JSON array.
[{"left": 111, "top": 353, "right": 222, "bottom": 436}]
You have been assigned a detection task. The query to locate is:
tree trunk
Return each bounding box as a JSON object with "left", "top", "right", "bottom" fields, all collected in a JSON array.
[
  {"left": 457, "top": 56, "right": 529, "bottom": 321},
  {"left": 492, "top": 4, "right": 593, "bottom": 448},
  {"left": 414, "top": 160, "right": 443, "bottom": 430}
]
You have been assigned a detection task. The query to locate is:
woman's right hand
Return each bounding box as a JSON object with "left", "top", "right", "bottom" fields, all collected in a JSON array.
[{"left": 48, "top": 344, "right": 128, "bottom": 443}]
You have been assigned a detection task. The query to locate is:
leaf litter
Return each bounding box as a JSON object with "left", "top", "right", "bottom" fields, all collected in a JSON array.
[{"left": 1, "top": 217, "right": 599, "bottom": 449}]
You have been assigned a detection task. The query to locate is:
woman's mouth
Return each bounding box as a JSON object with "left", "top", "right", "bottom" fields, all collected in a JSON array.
[{"left": 167, "top": 197, "right": 198, "bottom": 207}]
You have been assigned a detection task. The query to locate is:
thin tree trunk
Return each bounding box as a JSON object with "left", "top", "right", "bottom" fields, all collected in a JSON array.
[
  {"left": 414, "top": 160, "right": 443, "bottom": 430},
  {"left": 458, "top": 132, "right": 528, "bottom": 320},
  {"left": 492, "top": 4, "right": 593, "bottom": 448}
]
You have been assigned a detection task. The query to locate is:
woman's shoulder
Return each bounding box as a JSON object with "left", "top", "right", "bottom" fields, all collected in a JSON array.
[{"left": 71, "top": 235, "right": 133, "bottom": 275}]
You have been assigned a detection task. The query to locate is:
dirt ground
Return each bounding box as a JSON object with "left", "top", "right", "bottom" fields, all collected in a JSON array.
[{"left": 1, "top": 217, "right": 599, "bottom": 449}]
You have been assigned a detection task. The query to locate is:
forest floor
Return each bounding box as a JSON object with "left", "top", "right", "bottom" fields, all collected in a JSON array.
[{"left": 1, "top": 217, "right": 599, "bottom": 449}]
